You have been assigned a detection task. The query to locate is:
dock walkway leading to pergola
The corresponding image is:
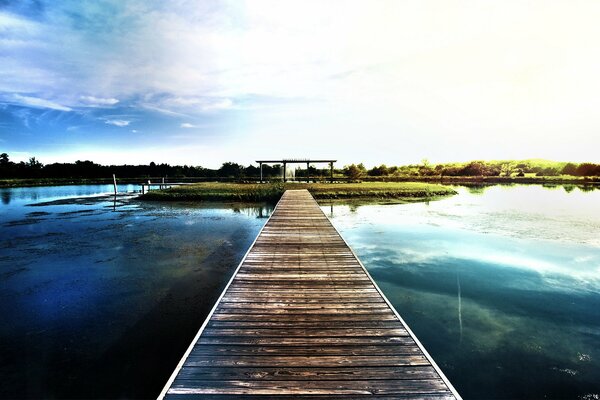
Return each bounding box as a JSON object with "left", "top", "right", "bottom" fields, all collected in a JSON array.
[{"left": 160, "top": 189, "right": 460, "bottom": 399}]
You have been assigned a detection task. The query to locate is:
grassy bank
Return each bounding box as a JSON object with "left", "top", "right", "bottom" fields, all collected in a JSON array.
[{"left": 139, "top": 182, "right": 457, "bottom": 203}]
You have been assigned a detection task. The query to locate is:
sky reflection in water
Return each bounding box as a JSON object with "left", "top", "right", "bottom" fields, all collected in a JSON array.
[
  {"left": 325, "top": 185, "right": 600, "bottom": 400},
  {"left": 0, "top": 185, "right": 271, "bottom": 398}
]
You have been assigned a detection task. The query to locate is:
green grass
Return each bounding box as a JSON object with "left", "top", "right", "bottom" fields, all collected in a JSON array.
[{"left": 139, "top": 182, "right": 457, "bottom": 202}]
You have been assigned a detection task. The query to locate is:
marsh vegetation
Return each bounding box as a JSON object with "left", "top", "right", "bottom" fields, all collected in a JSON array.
[{"left": 139, "top": 182, "right": 457, "bottom": 202}]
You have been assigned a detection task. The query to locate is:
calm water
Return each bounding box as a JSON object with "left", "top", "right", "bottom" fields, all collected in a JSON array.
[
  {"left": 0, "top": 185, "right": 272, "bottom": 398},
  {"left": 325, "top": 185, "right": 600, "bottom": 399},
  {"left": 1, "top": 184, "right": 599, "bottom": 399}
]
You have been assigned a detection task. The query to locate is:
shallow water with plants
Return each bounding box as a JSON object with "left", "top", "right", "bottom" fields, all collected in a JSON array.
[
  {"left": 325, "top": 184, "right": 600, "bottom": 399},
  {"left": 0, "top": 185, "right": 272, "bottom": 398}
]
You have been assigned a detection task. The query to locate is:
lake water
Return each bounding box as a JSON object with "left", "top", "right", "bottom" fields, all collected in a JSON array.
[
  {"left": 326, "top": 184, "right": 600, "bottom": 399},
  {"left": 1, "top": 184, "right": 599, "bottom": 399},
  {"left": 0, "top": 185, "right": 272, "bottom": 398}
]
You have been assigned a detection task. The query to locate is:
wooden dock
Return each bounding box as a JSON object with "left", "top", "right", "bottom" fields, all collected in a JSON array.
[{"left": 160, "top": 190, "right": 460, "bottom": 399}]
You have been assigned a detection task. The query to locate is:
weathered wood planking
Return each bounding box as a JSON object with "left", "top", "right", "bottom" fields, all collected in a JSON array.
[{"left": 160, "top": 190, "right": 460, "bottom": 399}]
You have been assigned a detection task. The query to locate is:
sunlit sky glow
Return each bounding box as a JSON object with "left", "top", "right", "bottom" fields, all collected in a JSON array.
[{"left": 1, "top": 0, "right": 599, "bottom": 167}]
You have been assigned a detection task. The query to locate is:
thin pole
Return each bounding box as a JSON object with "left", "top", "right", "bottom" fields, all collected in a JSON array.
[
  {"left": 260, "top": 163, "right": 263, "bottom": 183},
  {"left": 112, "top": 174, "right": 117, "bottom": 195},
  {"left": 162, "top": 176, "right": 165, "bottom": 189}
]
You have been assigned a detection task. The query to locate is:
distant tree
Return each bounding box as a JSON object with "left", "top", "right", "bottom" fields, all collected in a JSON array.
[
  {"left": 500, "top": 162, "right": 514, "bottom": 177},
  {"left": 575, "top": 163, "right": 600, "bottom": 176},
  {"left": 357, "top": 163, "right": 367, "bottom": 175},
  {"left": 515, "top": 162, "right": 531, "bottom": 173},
  {"left": 0, "top": 153, "right": 9, "bottom": 166},
  {"left": 419, "top": 159, "right": 434, "bottom": 176},
  {"left": 27, "top": 157, "right": 43, "bottom": 169},
  {"left": 245, "top": 164, "right": 259, "bottom": 177},
  {"left": 368, "top": 164, "right": 389, "bottom": 176},
  {"left": 218, "top": 162, "right": 243, "bottom": 178},
  {"left": 440, "top": 166, "right": 453, "bottom": 176},
  {"left": 343, "top": 164, "right": 365, "bottom": 181},
  {"left": 562, "top": 163, "right": 578, "bottom": 175},
  {"left": 459, "top": 161, "right": 486, "bottom": 176},
  {"left": 536, "top": 166, "right": 559, "bottom": 177},
  {"left": 0, "top": 153, "right": 12, "bottom": 178},
  {"left": 487, "top": 164, "right": 502, "bottom": 176}
]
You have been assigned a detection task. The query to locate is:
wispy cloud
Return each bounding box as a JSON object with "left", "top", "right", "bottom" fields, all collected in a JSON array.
[
  {"left": 180, "top": 123, "right": 196, "bottom": 128},
  {"left": 104, "top": 119, "right": 130, "bottom": 127},
  {"left": 80, "top": 96, "right": 119, "bottom": 107},
  {"left": 11, "top": 94, "right": 72, "bottom": 112}
]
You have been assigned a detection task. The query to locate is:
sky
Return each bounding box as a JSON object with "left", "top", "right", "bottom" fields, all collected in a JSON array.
[{"left": 1, "top": 0, "right": 599, "bottom": 168}]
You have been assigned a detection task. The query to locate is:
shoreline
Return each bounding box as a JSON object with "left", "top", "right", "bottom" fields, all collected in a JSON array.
[{"left": 1, "top": 175, "right": 599, "bottom": 189}]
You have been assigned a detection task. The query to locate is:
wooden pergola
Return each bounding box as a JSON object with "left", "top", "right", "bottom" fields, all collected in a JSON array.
[{"left": 256, "top": 159, "right": 337, "bottom": 183}]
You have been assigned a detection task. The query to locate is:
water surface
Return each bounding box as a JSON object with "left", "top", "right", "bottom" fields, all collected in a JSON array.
[
  {"left": 0, "top": 185, "right": 271, "bottom": 398},
  {"left": 2, "top": 184, "right": 599, "bottom": 399},
  {"left": 325, "top": 185, "right": 600, "bottom": 399}
]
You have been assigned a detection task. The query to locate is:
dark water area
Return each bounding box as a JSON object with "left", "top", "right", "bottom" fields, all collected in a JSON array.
[
  {"left": 325, "top": 185, "right": 600, "bottom": 400},
  {"left": 0, "top": 185, "right": 272, "bottom": 398}
]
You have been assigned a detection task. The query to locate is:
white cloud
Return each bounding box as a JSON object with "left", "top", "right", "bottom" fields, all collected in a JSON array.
[
  {"left": 104, "top": 119, "right": 130, "bottom": 127},
  {"left": 80, "top": 96, "right": 119, "bottom": 106},
  {"left": 11, "top": 94, "right": 72, "bottom": 112}
]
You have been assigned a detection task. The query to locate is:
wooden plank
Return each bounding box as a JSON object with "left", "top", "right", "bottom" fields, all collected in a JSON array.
[
  {"left": 197, "top": 336, "right": 417, "bottom": 346},
  {"left": 176, "top": 365, "right": 440, "bottom": 381},
  {"left": 165, "top": 394, "right": 455, "bottom": 400},
  {"left": 168, "top": 379, "right": 450, "bottom": 395},
  {"left": 160, "top": 190, "right": 460, "bottom": 399},
  {"left": 189, "top": 345, "right": 424, "bottom": 356}
]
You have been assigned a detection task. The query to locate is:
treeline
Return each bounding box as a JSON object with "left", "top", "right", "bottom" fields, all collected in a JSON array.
[
  {"left": 1, "top": 153, "right": 599, "bottom": 180},
  {"left": 342, "top": 160, "right": 600, "bottom": 180},
  {"left": 0, "top": 154, "right": 330, "bottom": 180}
]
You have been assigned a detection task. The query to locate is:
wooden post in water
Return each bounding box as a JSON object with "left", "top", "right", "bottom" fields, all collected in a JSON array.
[{"left": 112, "top": 174, "right": 117, "bottom": 195}]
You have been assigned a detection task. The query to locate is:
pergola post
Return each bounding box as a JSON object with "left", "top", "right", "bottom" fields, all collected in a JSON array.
[
  {"left": 306, "top": 162, "right": 310, "bottom": 183},
  {"left": 283, "top": 162, "right": 287, "bottom": 182},
  {"left": 259, "top": 162, "right": 263, "bottom": 183},
  {"left": 255, "top": 160, "right": 337, "bottom": 184},
  {"left": 330, "top": 162, "right": 334, "bottom": 183}
]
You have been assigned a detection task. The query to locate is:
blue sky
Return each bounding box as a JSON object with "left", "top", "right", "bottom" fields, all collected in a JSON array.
[{"left": 1, "top": 0, "right": 599, "bottom": 168}]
